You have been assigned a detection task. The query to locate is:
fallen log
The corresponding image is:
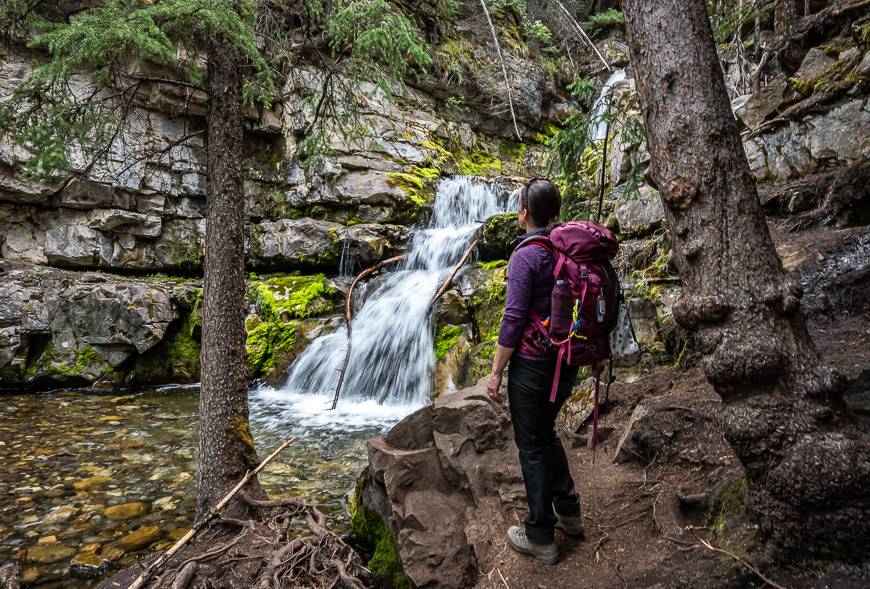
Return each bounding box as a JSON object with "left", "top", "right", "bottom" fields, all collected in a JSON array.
[{"left": 428, "top": 238, "right": 481, "bottom": 311}]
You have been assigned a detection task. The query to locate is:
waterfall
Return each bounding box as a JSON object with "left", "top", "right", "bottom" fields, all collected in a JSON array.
[
  {"left": 338, "top": 238, "right": 355, "bottom": 276},
  {"left": 588, "top": 68, "right": 628, "bottom": 143},
  {"left": 252, "top": 176, "right": 510, "bottom": 429}
]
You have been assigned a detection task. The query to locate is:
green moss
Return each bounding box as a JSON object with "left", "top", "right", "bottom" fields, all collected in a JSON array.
[
  {"left": 386, "top": 165, "right": 441, "bottom": 207},
  {"left": 479, "top": 259, "right": 507, "bottom": 270},
  {"left": 434, "top": 324, "right": 462, "bottom": 361},
  {"left": 249, "top": 274, "right": 335, "bottom": 321},
  {"left": 788, "top": 59, "right": 850, "bottom": 96},
  {"left": 629, "top": 249, "right": 672, "bottom": 303},
  {"left": 708, "top": 478, "right": 748, "bottom": 545},
  {"left": 452, "top": 145, "right": 503, "bottom": 177},
  {"left": 57, "top": 345, "right": 107, "bottom": 378},
  {"left": 350, "top": 478, "right": 409, "bottom": 589},
  {"left": 470, "top": 265, "right": 508, "bottom": 341},
  {"left": 246, "top": 320, "right": 297, "bottom": 376}
]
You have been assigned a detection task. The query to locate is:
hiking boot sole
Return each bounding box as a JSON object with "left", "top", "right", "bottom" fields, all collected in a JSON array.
[{"left": 507, "top": 537, "right": 559, "bottom": 565}]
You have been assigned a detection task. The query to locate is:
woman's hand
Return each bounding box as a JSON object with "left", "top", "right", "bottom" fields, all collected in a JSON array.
[{"left": 487, "top": 370, "right": 503, "bottom": 405}]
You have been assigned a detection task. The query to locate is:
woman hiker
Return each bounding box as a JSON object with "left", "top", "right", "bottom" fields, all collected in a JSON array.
[{"left": 486, "top": 178, "right": 585, "bottom": 565}]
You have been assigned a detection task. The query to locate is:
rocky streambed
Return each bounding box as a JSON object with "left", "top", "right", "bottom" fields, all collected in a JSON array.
[{"left": 0, "top": 385, "right": 402, "bottom": 587}]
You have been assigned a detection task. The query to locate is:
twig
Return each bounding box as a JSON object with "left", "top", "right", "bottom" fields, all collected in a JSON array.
[
  {"left": 330, "top": 254, "right": 407, "bottom": 410},
  {"left": 497, "top": 568, "right": 509, "bottom": 589},
  {"left": 428, "top": 237, "right": 481, "bottom": 311},
  {"left": 550, "top": 0, "right": 612, "bottom": 72},
  {"left": 685, "top": 527, "right": 788, "bottom": 589},
  {"left": 128, "top": 438, "right": 296, "bottom": 589},
  {"left": 478, "top": 0, "right": 522, "bottom": 140}
]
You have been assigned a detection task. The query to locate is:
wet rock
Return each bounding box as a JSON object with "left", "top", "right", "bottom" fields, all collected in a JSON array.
[
  {"left": 477, "top": 212, "right": 519, "bottom": 261},
  {"left": 104, "top": 501, "right": 149, "bottom": 521},
  {"left": 0, "top": 263, "right": 197, "bottom": 387},
  {"left": 73, "top": 476, "right": 113, "bottom": 492},
  {"left": 24, "top": 544, "right": 76, "bottom": 564},
  {"left": 0, "top": 563, "right": 20, "bottom": 589},
  {"left": 356, "top": 382, "right": 523, "bottom": 589},
  {"left": 119, "top": 526, "right": 163, "bottom": 551},
  {"left": 615, "top": 186, "right": 664, "bottom": 237},
  {"left": 42, "top": 506, "right": 78, "bottom": 525},
  {"left": 250, "top": 218, "right": 405, "bottom": 269},
  {"left": 69, "top": 553, "right": 108, "bottom": 579}
]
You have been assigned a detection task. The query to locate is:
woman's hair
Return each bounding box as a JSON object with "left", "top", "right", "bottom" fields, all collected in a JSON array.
[{"left": 520, "top": 178, "right": 561, "bottom": 227}]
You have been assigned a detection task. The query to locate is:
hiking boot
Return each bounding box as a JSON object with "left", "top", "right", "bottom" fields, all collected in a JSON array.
[
  {"left": 506, "top": 526, "right": 558, "bottom": 565},
  {"left": 554, "top": 511, "right": 585, "bottom": 539}
]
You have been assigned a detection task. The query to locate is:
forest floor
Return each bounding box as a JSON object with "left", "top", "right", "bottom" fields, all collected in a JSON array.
[{"left": 474, "top": 222, "right": 870, "bottom": 589}]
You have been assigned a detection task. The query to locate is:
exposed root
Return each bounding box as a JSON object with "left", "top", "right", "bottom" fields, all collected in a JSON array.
[{"left": 148, "top": 500, "right": 368, "bottom": 589}]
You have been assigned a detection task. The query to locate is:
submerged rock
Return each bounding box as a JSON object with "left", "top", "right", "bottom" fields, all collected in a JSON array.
[
  {"left": 354, "top": 382, "right": 523, "bottom": 589},
  {"left": 119, "top": 526, "right": 163, "bottom": 552}
]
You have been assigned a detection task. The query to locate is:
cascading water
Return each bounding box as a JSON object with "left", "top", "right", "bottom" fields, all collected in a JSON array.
[
  {"left": 588, "top": 68, "right": 628, "bottom": 143},
  {"left": 251, "top": 175, "right": 511, "bottom": 432}
]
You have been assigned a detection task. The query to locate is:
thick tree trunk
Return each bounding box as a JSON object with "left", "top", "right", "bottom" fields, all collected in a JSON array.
[
  {"left": 622, "top": 0, "right": 870, "bottom": 559},
  {"left": 197, "top": 41, "right": 265, "bottom": 517}
]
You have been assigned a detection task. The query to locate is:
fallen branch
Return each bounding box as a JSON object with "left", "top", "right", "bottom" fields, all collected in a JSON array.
[
  {"left": 685, "top": 527, "right": 788, "bottom": 589},
  {"left": 331, "top": 254, "right": 407, "bottom": 410},
  {"left": 428, "top": 238, "right": 481, "bottom": 311},
  {"left": 478, "top": 0, "right": 522, "bottom": 140},
  {"left": 551, "top": 0, "right": 612, "bottom": 73},
  {"left": 128, "top": 438, "right": 296, "bottom": 589}
]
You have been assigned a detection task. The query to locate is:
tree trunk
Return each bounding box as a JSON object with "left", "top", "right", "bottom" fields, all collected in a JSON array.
[
  {"left": 197, "top": 40, "right": 265, "bottom": 517},
  {"left": 774, "top": 0, "right": 799, "bottom": 44},
  {"left": 621, "top": 0, "right": 870, "bottom": 559}
]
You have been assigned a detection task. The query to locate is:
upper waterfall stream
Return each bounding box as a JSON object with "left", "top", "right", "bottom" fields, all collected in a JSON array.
[{"left": 251, "top": 175, "right": 513, "bottom": 430}]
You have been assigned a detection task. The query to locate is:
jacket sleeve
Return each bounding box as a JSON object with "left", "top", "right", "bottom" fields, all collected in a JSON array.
[{"left": 498, "top": 248, "right": 536, "bottom": 348}]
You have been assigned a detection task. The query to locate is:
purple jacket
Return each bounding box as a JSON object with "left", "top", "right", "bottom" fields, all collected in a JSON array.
[{"left": 497, "top": 230, "right": 554, "bottom": 359}]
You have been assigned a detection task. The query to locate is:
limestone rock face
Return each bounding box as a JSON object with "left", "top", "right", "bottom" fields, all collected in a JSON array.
[
  {"left": 0, "top": 263, "right": 194, "bottom": 387},
  {"left": 744, "top": 97, "right": 870, "bottom": 181},
  {"left": 358, "top": 383, "right": 524, "bottom": 589},
  {"left": 250, "top": 218, "right": 405, "bottom": 269}
]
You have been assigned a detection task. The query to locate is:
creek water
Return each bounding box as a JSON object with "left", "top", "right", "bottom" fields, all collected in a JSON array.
[{"left": 0, "top": 175, "right": 513, "bottom": 586}]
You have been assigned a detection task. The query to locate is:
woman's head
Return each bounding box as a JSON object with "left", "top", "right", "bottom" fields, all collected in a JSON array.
[{"left": 518, "top": 178, "right": 561, "bottom": 230}]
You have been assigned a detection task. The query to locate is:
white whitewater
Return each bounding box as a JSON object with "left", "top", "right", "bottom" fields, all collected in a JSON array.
[
  {"left": 588, "top": 68, "right": 628, "bottom": 143},
  {"left": 251, "top": 176, "right": 510, "bottom": 431}
]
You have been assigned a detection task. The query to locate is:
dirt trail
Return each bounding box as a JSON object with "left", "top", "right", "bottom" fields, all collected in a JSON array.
[{"left": 475, "top": 224, "right": 870, "bottom": 589}]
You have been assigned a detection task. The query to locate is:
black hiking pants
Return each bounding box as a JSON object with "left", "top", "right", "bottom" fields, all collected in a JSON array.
[{"left": 508, "top": 356, "right": 581, "bottom": 545}]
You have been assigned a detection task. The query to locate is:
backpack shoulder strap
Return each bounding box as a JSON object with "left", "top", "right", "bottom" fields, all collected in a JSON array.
[{"left": 515, "top": 235, "right": 555, "bottom": 257}]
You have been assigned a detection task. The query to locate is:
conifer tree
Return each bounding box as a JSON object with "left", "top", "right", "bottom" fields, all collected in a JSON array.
[
  {"left": 0, "top": 0, "right": 431, "bottom": 516},
  {"left": 621, "top": 0, "right": 870, "bottom": 558}
]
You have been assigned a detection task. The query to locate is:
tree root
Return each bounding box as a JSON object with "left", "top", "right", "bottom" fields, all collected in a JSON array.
[{"left": 144, "top": 498, "right": 368, "bottom": 589}]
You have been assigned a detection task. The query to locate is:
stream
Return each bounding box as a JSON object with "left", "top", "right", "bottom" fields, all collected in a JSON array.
[{"left": 0, "top": 176, "right": 513, "bottom": 587}]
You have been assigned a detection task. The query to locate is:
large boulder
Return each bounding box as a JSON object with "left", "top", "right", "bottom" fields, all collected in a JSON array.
[
  {"left": 354, "top": 383, "right": 524, "bottom": 589},
  {"left": 615, "top": 186, "right": 665, "bottom": 237}
]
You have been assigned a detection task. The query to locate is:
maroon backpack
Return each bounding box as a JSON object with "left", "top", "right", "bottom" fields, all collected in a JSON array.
[{"left": 516, "top": 221, "right": 620, "bottom": 444}]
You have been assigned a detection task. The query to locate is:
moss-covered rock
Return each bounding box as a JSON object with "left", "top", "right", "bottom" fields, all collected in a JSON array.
[
  {"left": 244, "top": 273, "right": 339, "bottom": 381},
  {"left": 478, "top": 213, "right": 519, "bottom": 261},
  {"left": 350, "top": 473, "right": 409, "bottom": 589}
]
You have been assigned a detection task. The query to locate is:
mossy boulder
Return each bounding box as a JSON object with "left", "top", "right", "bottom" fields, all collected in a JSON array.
[
  {"left": 350, "top": 469, "right": 409, "bottom": 589},
  {"left": 478, "top": 213, "right": 519, "bottom": 261},
  {"left": 244, "top": 274, "right": 340, "bottom": 382}
]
